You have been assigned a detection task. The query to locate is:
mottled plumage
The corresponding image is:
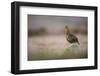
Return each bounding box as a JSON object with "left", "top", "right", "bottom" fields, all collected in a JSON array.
[{"left": 65, "top": 26, "right": 80, "bottom": 45}]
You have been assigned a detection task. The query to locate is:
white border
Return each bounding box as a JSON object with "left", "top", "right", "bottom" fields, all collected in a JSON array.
[{"left": 20, "top": 6, "right": 95, "bottom": 70}]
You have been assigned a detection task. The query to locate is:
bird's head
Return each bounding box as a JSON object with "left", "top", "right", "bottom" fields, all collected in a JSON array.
[{"left": 65, "top": 25, "right": 70, "bottom": 34}]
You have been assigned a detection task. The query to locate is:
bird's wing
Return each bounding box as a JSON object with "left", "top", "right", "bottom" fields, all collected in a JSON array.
[
  {"left": 67, "top": 34, "right": 78, "bottom": 43},
  {"left": 69, "top": 34, "right": 77, "bottom": 40},
  {"left": 69, "top": 34, "right": 80, "bottom": 44}
]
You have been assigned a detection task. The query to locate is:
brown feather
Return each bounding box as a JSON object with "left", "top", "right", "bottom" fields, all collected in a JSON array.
[{"left": 65, "top": 25, "right": 80, "bottom": 45}]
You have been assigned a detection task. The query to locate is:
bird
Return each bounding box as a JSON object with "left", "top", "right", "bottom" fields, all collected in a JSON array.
[{"left": 65, "top": 26, "right": 80, "bottom": 45}]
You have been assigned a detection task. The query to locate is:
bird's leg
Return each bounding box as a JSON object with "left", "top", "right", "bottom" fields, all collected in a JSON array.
[{"left": 68, "top": 43, "right": 80, "bottom": 51}]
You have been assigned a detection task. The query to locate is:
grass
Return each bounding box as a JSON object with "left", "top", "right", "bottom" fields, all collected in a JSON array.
[
  {"left": 28, "top": 35, "right": 88, "bottom": 61},
  {"left": 28, "top": 46, "right": 88, "bottom": 61}
]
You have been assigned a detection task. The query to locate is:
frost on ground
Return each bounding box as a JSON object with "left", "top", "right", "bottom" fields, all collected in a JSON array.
[{"left": 28, "top": 34, "right": 88, "bottom": 61}]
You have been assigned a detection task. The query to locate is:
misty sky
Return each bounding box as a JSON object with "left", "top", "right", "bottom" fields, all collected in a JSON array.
[{"left": 28, "top": 15, "right": 87, "bottom": 31}]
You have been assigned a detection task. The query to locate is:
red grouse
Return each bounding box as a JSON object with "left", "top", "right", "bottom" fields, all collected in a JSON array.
[{"left": 65, "top": 26, "right": 80, "bottom": 45}]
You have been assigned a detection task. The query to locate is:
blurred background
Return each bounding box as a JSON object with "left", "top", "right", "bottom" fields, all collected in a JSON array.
[
  {"left": 28, "top": 15, "right": 88, "bottom": 61},
  {"left": 28, "top": 15, "right": 87, "bottom": 36}
]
